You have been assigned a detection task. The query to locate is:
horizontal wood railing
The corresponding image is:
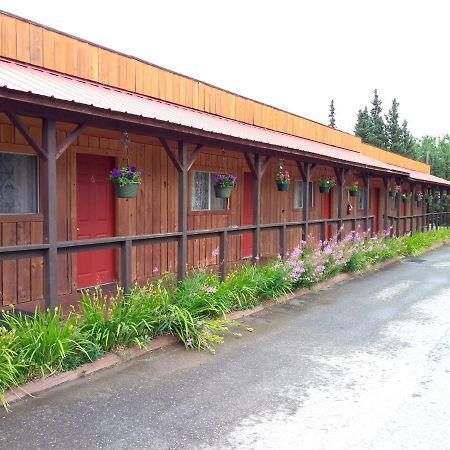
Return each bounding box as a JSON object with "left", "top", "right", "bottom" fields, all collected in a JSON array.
[
  {"left": 387, "top": 211, "right": 450, "bottom": 236},
  {"left": 0, "top": 214, "right": 381, "bottom": 304}
]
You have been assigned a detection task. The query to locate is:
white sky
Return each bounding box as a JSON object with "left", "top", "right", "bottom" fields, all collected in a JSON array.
[{"left": 1, "top": 0, "right": 449, "bottom": 138}]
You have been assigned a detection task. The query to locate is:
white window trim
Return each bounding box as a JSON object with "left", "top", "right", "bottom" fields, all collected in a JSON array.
[
  {"left": 294, "top": 180, "right": 314, "bottom": 209},
  {"left": 0, "top": 151, "right": 39, "bottom": 215}
]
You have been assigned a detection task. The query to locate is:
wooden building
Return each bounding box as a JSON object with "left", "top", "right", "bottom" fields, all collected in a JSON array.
[{"left": 0, "top": 10, "right": 449, "bottom": 310}]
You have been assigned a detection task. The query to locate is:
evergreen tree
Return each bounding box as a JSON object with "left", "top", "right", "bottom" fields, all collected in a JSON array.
[
  {"left": 366, "top": 89, "right": 387, "bottom": 148},
  {"left": 400, "top": 119, "right": 417, "bottom": 158},
  {"left": 328, "top": 99, "right": 336, "bottom": 129},
  {"left": 385, "top": 98, "right": 403, "bottom": 154},
  {"left": 355, "top": 106, "right": 370, "bottom": 142}
]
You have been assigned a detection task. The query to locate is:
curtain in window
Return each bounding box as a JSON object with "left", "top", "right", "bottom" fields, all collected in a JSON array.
[
  {"left": 294, "top": 181, "right": 303, "bottom": 208},
  {"left": 192, "top": 171, "right": 209, "bottom": 211},
  {"left": 0, "top": 153, "right": 38, "bottom": 214}
]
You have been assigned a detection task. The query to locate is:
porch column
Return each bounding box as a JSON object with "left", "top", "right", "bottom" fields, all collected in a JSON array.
[
  {"left": 421, "top": 185, "right": 426, "bottom": 232},
  {"left": 178, "top": 141, "right": 188, "bottom": 280},
  {"left": 431, "top": 187, "right": 435, "bottom": 230},
  {"left": 396, "top": 178, "right": 402, "bottom": 237},
  {"left": 42, "top": 118, "right": 58, "bottom": 310},
  {"left": 297, "top": 162, "right": 315, "bottom": 240},
  {"left": 252, "top": 154, "right": 262, "bottom": 262},
  {"left": 410, "top": 184, "right": 416, "bottom": 233},
  {"left": 334, "top": 167, "right": 347, "bottom": 239},
  {"left": 383, "top": 176, "right": 389, "bottom": 234},
  {"left": 363, "top": 172, "right": 371, "bottom": 234}
]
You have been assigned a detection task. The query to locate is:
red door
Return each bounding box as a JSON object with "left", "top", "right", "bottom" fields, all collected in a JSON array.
[
  {"left": 77, "top": 154, "right": 116, "bottom": 288},
  {"left": 373, "top": 188, "right": 380, "bottom": 234},
  {"left": 321, "top": 191, "right": 332, "bottom": 240},
  {"left": 242, "top": 172, "right": 254, "bottom": 257}
]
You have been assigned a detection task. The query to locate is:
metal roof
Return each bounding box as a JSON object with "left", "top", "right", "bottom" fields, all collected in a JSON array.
[{"left": 0, "top": 57, "right": 449, "bottom": 186}]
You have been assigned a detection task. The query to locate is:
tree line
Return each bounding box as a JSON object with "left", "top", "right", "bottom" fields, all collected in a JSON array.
[{"left": 328, "top": 92, "right": 450, "bottom": 181}]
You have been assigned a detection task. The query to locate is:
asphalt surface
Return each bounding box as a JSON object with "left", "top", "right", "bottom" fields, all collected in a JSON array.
[{"left": 1, "top": 245, "right": 450, "bottom": 450}]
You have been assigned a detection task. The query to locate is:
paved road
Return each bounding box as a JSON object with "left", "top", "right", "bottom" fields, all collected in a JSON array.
[{"left": 1, "top": 245, "right": 450, "bottom": 450}]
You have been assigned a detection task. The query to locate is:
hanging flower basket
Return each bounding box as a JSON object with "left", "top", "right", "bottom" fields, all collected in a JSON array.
[
  {"left": 214, "top": 185, "right": 233, "bottom": 199},
  {"left": 110, "top": 166, "right": 143, "bottom": 199},
  {"left": 275, "top": 166, "right": 290, "bottom": 192},
  {"left": 389, "top": 185, "right": 400, "bottom": 197},
  {"left": 214, "top": 173, "right": 237, "bottom": 199},
  {"left": 114, "top": 182, "right": 140, "bottom": 198},
  {"left": 318, "top": 176, "right": 336, "bottom": 194},
  {"left": 401, "top": 193, "right": 410, "bottom": 203},
  {"left": 414, "top": 191, "right": 423, "bottom": 202},
  {"left": 277, "top": 182, "right": 290, "bottom": 192},
  {"left": 348, "top": 181, "right": 359, "bottom": 197}
]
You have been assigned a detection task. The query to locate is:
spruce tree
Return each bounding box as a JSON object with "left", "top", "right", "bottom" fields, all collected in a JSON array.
[
  {"left": 400, "top": 119, "right": 417, "bottom": 158},
  {"left": 385, "top": 98, "right": 403, "bottom": 154},
  {"left": 366, "top": 89, "right": 387, "bottom": 148},
  {"left": 355, "top": 106, "right": 370, "bottom": 142},
  {"left": 328, "top": 100, "right": 336, "bottom": 129}
]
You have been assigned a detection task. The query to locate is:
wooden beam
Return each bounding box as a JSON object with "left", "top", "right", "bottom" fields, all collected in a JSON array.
[
  {"left": 383, "top": 176, "right": 389, "bottom": 234},
  {"left": 296, "top": 161, "right": 306, "bottom": 181},
  {"left": 396, "top": 178, "right": 402, "bottom": 236},
  {"left": 336, "top": 168, "right": 347, "bottom": 236},
  {"left": 42, "top": 118, "right": 58, "bottom": 310},
  {"left": 243, "top": 152, "right": 257, "bottom": 178},
  {"left": 186, "top": 144, "right": 203, "bottom": 171},
  {"left": 303, "top": 162, "right": 315, "bottom": 238},
  {"left": 363, "top": 173, "right": 371, "bottom": 233},
  {"left": 252, "top": 153, "right": 262, "bottom": 262},
  {"left": 159, "top": 138, "right": 182, "bottom": 173},
  {"left": 6, "top": 111, "right": 47, "bottom": 159},
  {"left": 56, "top": 123, "right": 86, "bottom": 159},
  {"left": 410, "top": 183, "right": 416, "bottom": 233},
  {"left": 177, "top": 141, "right": 188, "bottom": 280},
  {"left": 260, "top": 155, "right": 272, "bottom": 176}
]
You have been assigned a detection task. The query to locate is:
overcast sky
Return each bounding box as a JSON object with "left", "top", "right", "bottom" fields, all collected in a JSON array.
[{"left": 1, "top": 0, "right": 449, "bottom": 138}]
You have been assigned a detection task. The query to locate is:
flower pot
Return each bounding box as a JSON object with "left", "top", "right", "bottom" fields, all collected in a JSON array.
[
  {"left": 319, "top": 186, "right": 330, "bottom": 194},
  {"left": 402, "top": 197, "right": 409, "bottom": 203},
  {"left": 389, "top": 191, "right": 396, "bottom": 198},
  {"left": 214, "top": 185, "right": 233, "bottom": 199},
  {"left": 349, "top": 190, "right": 358, "bottom": 197},
  {"left": 114, "top": 183, "right": 140, "bottom": 198},
  {"left": 277, "top": 182, "right": 290, "bottom": 192}
]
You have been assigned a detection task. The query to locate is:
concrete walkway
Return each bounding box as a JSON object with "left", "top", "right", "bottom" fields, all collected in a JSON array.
[{"left": 1, "top": 246, "right": 450, "bottom": 450}]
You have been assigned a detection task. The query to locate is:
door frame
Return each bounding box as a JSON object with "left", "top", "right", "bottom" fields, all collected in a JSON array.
[{"left": 70, "top": 149, "right": 119, "bottom": 292}]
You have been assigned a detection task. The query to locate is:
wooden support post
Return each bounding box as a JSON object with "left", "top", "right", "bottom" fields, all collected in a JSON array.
[
  {"left": 383, "top": 176, "right": 389, "bottom": 235},
  {"left": 431, "top": 187, "right": 436, "bottom": 230},
  {"left": 422, "top": 185, "right": 427, "bottom": 231},
  {"left": 297, "top": 162, "right": 315, "bottom": 240},
  {"left": 396, "top": 179, "right": 402, "bottom": 237},
  {"left": 410, "top": 184, "right": 415, "bottom": 234},
  {"left": 42, "top": 118, "right": 58, "bottom": 310},
  {"left": 121, "top": 239, "right": 132, "bottom": 293},
  {"left": 219, "top": 230, "right": 228, "bottom": 281},
  {"left": 178, "top": 141, "right": 188, "bottom": 280},
  {"left": 320, "top": 221, "right": 326, "bottom": 243},
  {"left": 252, "top": 153, "right": 262, "bottom": 263},
  {"left": 363, "top": 172, "right": 371, "bottom": 234},
  {"left": 334, "top": 167, "right": 347, "bottom": 239},
  {"left": 279, "top": 224, "right": 286, "bottom": 259}
]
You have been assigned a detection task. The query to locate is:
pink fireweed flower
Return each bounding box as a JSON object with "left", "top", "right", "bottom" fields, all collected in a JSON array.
[
  {"left": 323, "top": 246, "right": 333, "bottom": 255},
  {"left": 315, "top": 264, "right": 325, "bottom": 274},
  {"left": 211, "top": 247, "right": 219, "bottom": 257},
  {"left": 186, "top": 337, "right": 193, "bottom": 346},
  {"left": 204, "top": 286, "right": 217, "bottom": 294},
  {"left": 153, "top": 267, "right": 159, "bottom": 274}
]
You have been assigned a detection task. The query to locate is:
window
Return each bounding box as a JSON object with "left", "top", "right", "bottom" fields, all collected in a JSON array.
[
  {"left": 294, "top": 181, "right": 314, "bottom": 209},
  {"left": 392, "top": 195, "right": 399, "bottom": 209},
  {"left": 358, "top": 187, "right": 365, "bottom": 210},
  {"left": 191, "top": 171, "right": 228, "bottom": 211},
  {"left": 0, "top": 152, "right": 38, "bottom": 214}
]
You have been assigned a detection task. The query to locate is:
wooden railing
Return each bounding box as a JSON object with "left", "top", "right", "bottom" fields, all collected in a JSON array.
[
  {"left": 0, "top": 215, "right": 375, "bottom": 305},
  {"left": 386, "top": 212, "right": 450, "bottom": 237}
]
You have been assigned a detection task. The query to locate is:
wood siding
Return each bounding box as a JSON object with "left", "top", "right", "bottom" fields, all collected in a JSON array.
[{"left": 0, "top": 11, "right": 430, "bottom": 175}]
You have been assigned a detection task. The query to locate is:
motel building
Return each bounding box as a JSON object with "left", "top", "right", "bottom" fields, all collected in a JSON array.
[{"left": 0, "top": 10, "right": 449, "bottom": 311}]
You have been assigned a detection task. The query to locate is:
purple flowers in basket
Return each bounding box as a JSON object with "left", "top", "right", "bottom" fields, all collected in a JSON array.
[
  {"left": 214, "top": 173, "right": 237, "bottom": 188},
  {"left": 109, "top": 166, "right": 143, "bottom": 186}
]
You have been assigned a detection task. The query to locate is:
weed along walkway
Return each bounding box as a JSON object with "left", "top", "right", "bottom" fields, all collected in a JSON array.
[{"left": 1, "top": 243, "right": 450, "bottom": 449}]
